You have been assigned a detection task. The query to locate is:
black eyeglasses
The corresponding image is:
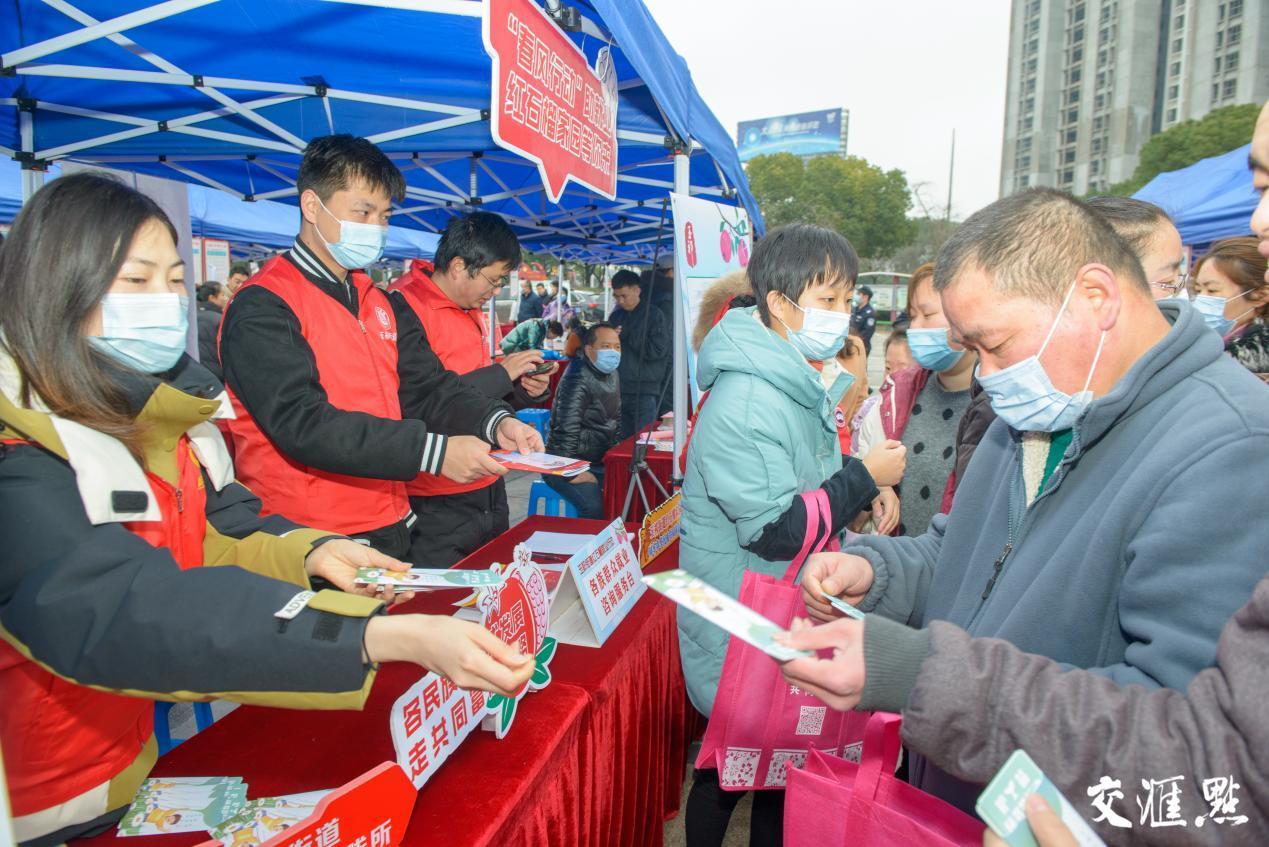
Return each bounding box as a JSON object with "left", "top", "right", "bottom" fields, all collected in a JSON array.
[
  {"left": 1149, "top": 272, "right": 1190, "bottom": 297},
  {"left": 477, "top": 268, "right": 511, "bottom": 290}
]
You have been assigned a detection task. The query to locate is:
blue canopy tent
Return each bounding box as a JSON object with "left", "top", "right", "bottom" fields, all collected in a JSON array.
[
  {"left": 0, "top": 0, "right": 761, "bottom": 458},
  {"left": 1133, "top": 143, "right": 1257, "bottom": 249},
  {"left": 0, "top": 157, "right": 438, "bottom": 259},
  {"left": 186, "top": 181, "right": 439, "bottom": 260},
  {"left": 0, "top": 0, "right": 761, "bottom": 262}
]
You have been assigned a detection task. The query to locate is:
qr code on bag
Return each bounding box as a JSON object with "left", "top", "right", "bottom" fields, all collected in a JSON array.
[
  {"left": 721, "top": 748, "right": 761, "bottom": 788},
  {"left": 795, "top": 705, "right": 826, "bottom": 736},
  {"left": 763, "top": 750, "right": 808, "bottom": 787},
  {"left": 841, "top": 741, "right": 863, "bottom": 763}
]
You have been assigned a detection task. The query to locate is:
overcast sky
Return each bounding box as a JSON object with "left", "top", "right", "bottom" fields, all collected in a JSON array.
[{"left": 640, "top": 0, "right": 1014, "bottom": 221}]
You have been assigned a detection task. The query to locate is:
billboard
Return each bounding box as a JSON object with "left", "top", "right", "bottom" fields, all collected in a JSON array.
[{"left": 736, "top": 109, "right": 847, "bottom": 162}]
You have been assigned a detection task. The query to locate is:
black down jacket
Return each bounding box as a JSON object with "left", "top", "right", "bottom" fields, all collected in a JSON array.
[{"left": 546, "top": 354, "right": 621, "bottom": 464}]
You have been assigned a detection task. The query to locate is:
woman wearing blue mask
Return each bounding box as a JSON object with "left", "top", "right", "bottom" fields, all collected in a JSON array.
[
  {"left": 1191, "top": 237, "right": 1268, "bottom": 342},
  {"left": 677, "top": 224, "right": 905, "bottom": 847},
  {"left": 854, "top": 262, "right": 981, "bottom": 537},
  {"left": 0, "top": 174, "right": 534, "bottom": 846},
  {"left": 542, "top": 322, "right": 622, "bottom": 518}
]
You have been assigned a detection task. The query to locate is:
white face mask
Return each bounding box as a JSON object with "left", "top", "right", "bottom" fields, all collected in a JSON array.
[
  {"left": 774, "top": 295, "right": 852, "bottom": 361},
  {"left": 976, "top": 280, "right": 1106, "bottom": 433},
  {"left": 316, "top": 197, "right": 388, "bottom": 270},
  {"left": 89, "top": 293, "right": 189, "bottom": 374}
]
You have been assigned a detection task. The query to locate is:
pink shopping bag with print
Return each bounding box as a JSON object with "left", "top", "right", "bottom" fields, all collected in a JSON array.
[
  {"left": 695, "top": 488, "right": 871, "bottom": 790},
  {"left": 784, "top": 712, "right": 985, "bottom": 846}
]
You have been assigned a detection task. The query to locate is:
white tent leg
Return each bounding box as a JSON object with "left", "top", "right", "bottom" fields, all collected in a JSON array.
[
  {"left": 19, "top": 109, "right": 43, "bottom": 202},
  {"left": 487, "top": 293, "right": 498, "bottom": 359},
  {"left": 671, "top": 148, "right": 690, "bottom": 478}
]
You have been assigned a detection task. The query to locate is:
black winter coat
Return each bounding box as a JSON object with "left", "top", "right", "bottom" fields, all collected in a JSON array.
[
  {"left": 546, "top": 355, "right": 621, "bottom": 464},
  {"left": 608, "top": 302, "right": 670, "bottom": 394},
  {"left": 196, "top": 301, "right": 224, "bottom": 380}
]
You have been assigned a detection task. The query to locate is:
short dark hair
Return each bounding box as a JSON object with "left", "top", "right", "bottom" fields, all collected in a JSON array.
[
  {"left": 934, "top": 188, "right": 1148, "bottom": 303},
  {"left": 1086, "top": 196, "right": 1173, "bottom": 258},
  {"left": 433, "top": 211, "right": 521, "bottom": 276},
  {"left": 196, "top": 281, "right": 224, "bottom": 302},
  {"left": 748, "top": 224, "right": 859, "bottom": 324},
  {"left": 611, "top": 269, "right": 641, "bottom": 290},
  {"left": 546, "top": 320, "right": 564, "bottom": 336},
  {"left": 884, "top": 329, "right": 909, "bottom": 352},
  {"left": 296, "top": 134, "right": 406, "bottom": 203},
  {"left": 229, "top": 262, "right": 251, "bottom": 278},
  {"left": 583, "top": 321, "right": 618, "bottom": 347}
]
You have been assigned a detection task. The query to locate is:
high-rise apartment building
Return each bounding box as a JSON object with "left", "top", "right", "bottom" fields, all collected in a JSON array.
[{"left": 1000, "top": 0, "right": 1268, "bottom": 197}]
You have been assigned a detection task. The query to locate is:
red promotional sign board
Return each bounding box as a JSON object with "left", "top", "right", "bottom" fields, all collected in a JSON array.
[
  {"left": 241, "top": 763, "right": 415, "bottom": 847},
  {"left": 482, "top": 0, "right": 619, "bottom": 203}
]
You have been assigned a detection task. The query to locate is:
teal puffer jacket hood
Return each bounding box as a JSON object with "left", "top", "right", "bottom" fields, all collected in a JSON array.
[{"left": 678, "top": 306, "right": 841, "bottom": 715}]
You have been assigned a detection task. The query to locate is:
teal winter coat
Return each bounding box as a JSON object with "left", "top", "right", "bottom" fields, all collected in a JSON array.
[{"left": 678, "top": 306, "right": 842, "bottom": 715}]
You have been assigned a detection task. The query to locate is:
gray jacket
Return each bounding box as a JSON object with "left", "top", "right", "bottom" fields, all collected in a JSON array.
[
  {"left": 874, "top": 572, "right": 1269, "bottom": 846},
  {"left": 846, "top": 303, "right": 1269, "bottom": 813}
]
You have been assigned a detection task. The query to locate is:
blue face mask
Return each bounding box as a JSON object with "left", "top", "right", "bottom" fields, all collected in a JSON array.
[
  {"left": 977, "top": 280, "right": 1106, "bottom": 433},
  {"left": 90, "top": 293, "right": 189, "bottom": 374},
  {"left": 593, "top": 349, "right": 621, "bottom": 374},
  {"left": 906, "top": 327, "right": 965, "bottom": 372},
  {"left": 775, "top": 296, "right": 853, "bottom": 361},
  {"left": 317, "top": 197, "right": 388, "bottom": 269},
  {"left": 1190, "top": 291, "right": 1256, "bottom": 337}
]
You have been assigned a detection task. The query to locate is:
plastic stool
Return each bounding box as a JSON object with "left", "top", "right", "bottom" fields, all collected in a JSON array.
[
  {"left": 154, "top": 701, "right": 215, "bottom": 755},
  {"left": 515, "top": 408, "right": 551, "bottom": 440},
  {"left": 528, "top": 479, "right": 579, "bottom": 518}
]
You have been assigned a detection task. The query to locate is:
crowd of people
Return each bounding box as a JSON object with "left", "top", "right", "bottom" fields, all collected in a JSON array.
[
  {"left": 0, "top": 99, "right": 1266, "bottom": 847},
  {"left": 675, "top": 101, "right": 1269, "bottom": 847}
]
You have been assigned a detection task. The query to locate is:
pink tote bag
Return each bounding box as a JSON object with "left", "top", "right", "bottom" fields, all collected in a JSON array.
[
  {"left": 784, "top": 712, "right": 985, "bottom": 846},
  {"left": 695, "top": 489, "right": 870, "bottom": 790}
]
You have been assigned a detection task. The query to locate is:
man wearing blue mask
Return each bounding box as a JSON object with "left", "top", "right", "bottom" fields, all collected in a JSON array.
[
  {"left": 542, "top": 322, "right": 623, "bottom": 518},
  {"left": 220, "top": 134, "right": 541, "bottom": 563},
  {"left": 799, "top": 188, "right": 1269, "bottom": 817}
]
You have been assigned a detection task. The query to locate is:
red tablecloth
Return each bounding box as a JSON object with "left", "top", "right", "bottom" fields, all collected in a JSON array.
[
  {"left": 601, "top": 434, "right": 676, "bottom": 523},
  {"left": 77, "top": 517, "right": 690, "bottom": 847}
]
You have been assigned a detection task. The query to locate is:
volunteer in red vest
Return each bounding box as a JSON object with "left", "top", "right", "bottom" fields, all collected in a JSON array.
[
  {"left": 389, "top": 212, "right": 557, "bottom": 566},
  {"left": 219, "top": 135, "right": 542, "bottom": 563},
  {"left": 0, "top": 174, "right": 533, "bottom": 847}
]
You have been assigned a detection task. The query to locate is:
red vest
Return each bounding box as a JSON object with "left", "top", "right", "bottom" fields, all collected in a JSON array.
[
  {"left": 224, "top": 257, "right": 409, "bottom": 534},
  {"left": 394, "top": 271, "right": 502, "bottom": 498},
  {"left": 0, "top": 439, "right": 207, "bottom": 817}
]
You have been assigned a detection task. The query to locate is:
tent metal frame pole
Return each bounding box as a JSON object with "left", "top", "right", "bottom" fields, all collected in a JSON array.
[
  {"left": 41, "top": 0, "right": 307, "bottom": 150},
  {"left": 671, "top": 145, "right": 690, "bottom": 478},
  {"left": 161, "top": 160, "right": 243, "bottom": 198},
  {"left": 365, "top": 112, "right": 485, "bottom": 145},
  {"left": 31, "top": 96, "right": 302, "bottom": 159},
  {"left": 557, "top": 262, "right": 565, "bottom": 321},
  {"left": 487, "top": 292, "right": 498, "bottom": 360},
  {"left": 0, "top": 0, "right": 218, "bottom": 67},
  {"left": 618, "top": 173, "right": 725, "bottom": 199},
  {"left": 318, "top": 0, "right": 480, "bottom": 17},
  {"left": 19, "top": 109, "right": 44, "bottom": 202}
]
